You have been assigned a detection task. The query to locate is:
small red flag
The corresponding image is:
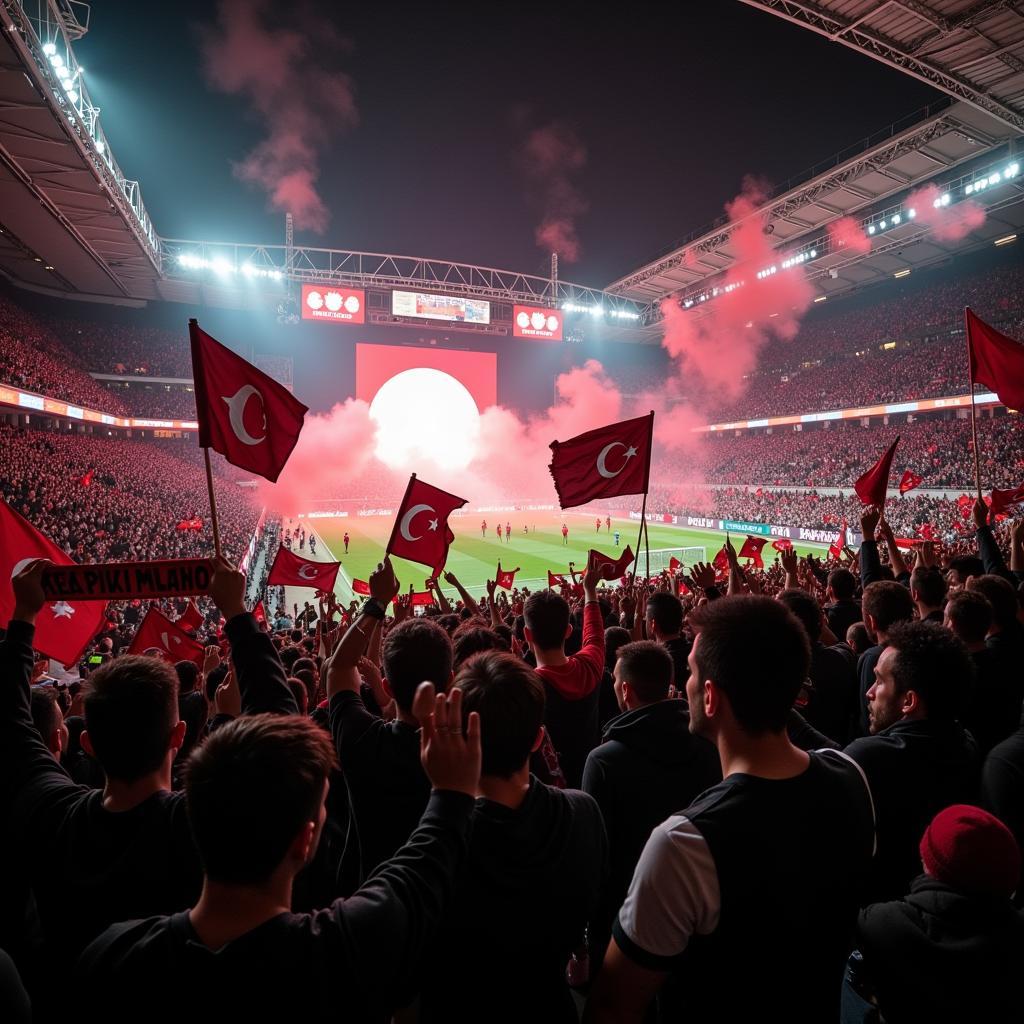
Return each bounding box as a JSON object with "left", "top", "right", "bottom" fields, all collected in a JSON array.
[
  {"left": 587, "top": 545, "right": 635, "bottom": 581},
  {"left": 79, "top": 469, "right": 95, "bottom": 487},
  {"left": 0, "top": 499, "right": 106, "bottom": 667},
  {"left": 386, "top": 475, "right": 467, "bottom": 574},
  {"left": 772, "top": 538, "right": 793, "bottom": 553},
  {"left": 189, "top": 321, "right": 308, "bottom": 483},
  {"left": 967, "top": 308, "right": 1024, "bottom": 411},
  {"left": 495, "top": 562, "right": 519, "bottom": 590},
  {"left": 829, "top": 519, "right": 848, "bottom": 560},
  {"left": 266, "top": 546, "right": 341, "bottom": 591},
  {"left": 128, "top": 606, "right": 205, "bottom": 666},
  {"left": 713, "top": 546, "right": 729, "bottom": 571},
  {"left": 548, "top": 413, "right": 654, "bottom": 509},
  {"left": 738, "top": 536, "right": 767, "bottom": 569},
  {"left": 899, "top": 470, "right": 923, "bottom": 495},
  {"left": 547, "top": 570, "right": 568, "bottom": 588},
  {"left": 855, "top": 436, "right": 900, "bottom": 507},
  {"left": 915, "top": 523, "right": 938, "bottom": 542},
  {"left": 677, "top": 579, "right": 690, "bottom": 596},
  {"left": 352, "top": 579, "right": 371, "bottom": 596},
  {"left": 410, "top": 591, "right": 433, "bottom": 607},
  {"left": 252, "top": 601, "right": 267, "bottom": 626},
  {"left": 991, "top": 484, "right": 1024, "bottom": 516},
  {"left": 669, "top": 556, "right": 682, "bottom": 571},
  {"left": 177, "top": 602, "right": 204, "bottom": 633}
]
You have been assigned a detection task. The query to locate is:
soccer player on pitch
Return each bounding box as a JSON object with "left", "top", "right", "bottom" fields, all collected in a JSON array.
[
  {"left": 343, "top": 532, "right": 350, "bottom": 554},
  {"left": 562, "top": 523, "right": 569, "bottom": 546},
  {"left": 481, "top": 519, "right": 487, "bottom": 538}
]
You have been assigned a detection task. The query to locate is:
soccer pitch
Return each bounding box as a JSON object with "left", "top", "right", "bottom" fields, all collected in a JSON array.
[{"left": 294, "top": 512, "right": 832, "bottom": 602}]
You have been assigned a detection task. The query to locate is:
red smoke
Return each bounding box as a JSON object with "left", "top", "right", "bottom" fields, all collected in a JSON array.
[
  {"left": 199, "top": 1, "right": 357, "bottom": 232},
  {"left": 522, "top": 122, "right": 588, "bottom": 262},
  {"left": 828, "top": 216, "right": 872, "bottom": 255},
  {"left": 906, "top": 183, "right": 986, "bottom": 243}
]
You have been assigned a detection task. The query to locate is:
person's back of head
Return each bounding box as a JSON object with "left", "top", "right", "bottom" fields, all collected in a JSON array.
[
  {"left": 846, "top": 622, "right": 872, "bottom": 656},
  {"left": 455, "top": 651, "right": 544, "bottom": 778},
  {"left": 292, "top": 656, "right": 317, "bottom": 679},
  {"left": 523, "top": 589, "right": 571, "bottom": 652},
  {"left": 174, "top": 661, "right": 200, "bottom": 699},
  {"left": 910, "top": 566, "right": 947, "bottom": 610},
  {"left": 382, "top": 617, "right": 454, "bottom": 713},
  {"left": 948, "top": 555, "right": 984, "bottom": 587},
  {"left": 279, "top": 646, "right": 302, "bottom": 674},
  {"left": 827, "top": 568, "right": 857, "bottom": 602},
  {"left": 646, "top": 592, "right": 684, "bottom": 639},
  {"left": 289, "top": 628, "right": 303, "bottom": 644},
  {"left": 452, "top": 624, "right": 507, "bottom": 672},
  {"left": 615, "top": 640, "right": 674, "bottom": 707},
  {"left": 881, "top": 620, "right": 971, "bottom": 723},
  {"left": 944, "top": 590, "right": 992, "bottom": 647},
  {"left": 862, "top": 581, "right": 915, "bottom": 640},
  {"left": 688, "top": 596, "right": 810, "bottom": 737},
  {"left": 604, "top": 626, "right": 631, "bottom": 670},
  {"left": 84, "top": 655, "right": 182, "bottom": 782},
  {"left": 967, "top": 575, "right": 1018, "bottom": 633},
  {"left": 30, "top": 686, "right": 65, "bottom": 758},
  {"left": 184, "top": 714, "right": 336, "bottom": 884},
  {"left": 287, "top": 677, "right": 309, "bottom": 716},
  {"left": 777, "top": 588, "right": 822, "bottom": 643}
]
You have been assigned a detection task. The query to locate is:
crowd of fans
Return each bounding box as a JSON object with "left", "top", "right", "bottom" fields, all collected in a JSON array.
[
  {"left": 44, "top": 317, "right": 192, "bottom": 378},
  {"left": 98, "top": 383, "right": 197, "bottom": 419}
]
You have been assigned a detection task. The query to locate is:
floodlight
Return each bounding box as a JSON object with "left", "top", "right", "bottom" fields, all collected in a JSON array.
[
  {"left": 50, "top": 52, "right": 63, "bottom": 68},
  {"left": 42, "top": 41, "right": 56, "bottom": 55}
]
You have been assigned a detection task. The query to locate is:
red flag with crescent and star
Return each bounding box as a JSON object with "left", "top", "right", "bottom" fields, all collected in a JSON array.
[
  {"left": 189, "top": 321, "right": 308, "bottom": 483},
  {"left": 386, "top": 475, "right": 468, "bottom": 574},
  {"left": 128, "top": 605, "right": 205, "bottom": 666},
  {"left": 266, "top": 545, "right": 341, "bottom": 591},
  {"left": 990, "top": 484, "right": 1024, "bottom": 516},
  {"left": 176, "top": 601, "right": 204, "bottom": 633},
  {"left": 496, "top": 562, "right": 519, "bottom": 590},
  {"left": 0, "top": 499, "right": 107, "bottom": 667},
  {"left": 548, "top": 413, "right": 654, "bottom": 509}
]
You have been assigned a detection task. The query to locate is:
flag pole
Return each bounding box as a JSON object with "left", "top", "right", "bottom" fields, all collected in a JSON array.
[
  {"left": 631, "top": 489, "right": 648, "bottom": 581},
  {"left": 631, "top": 411, "right": 656, "bottom": 583},
  {"left": 965, "top": 307, "right": 983, "bottom": 502},
  {"left": 203, "top": 447, "right": 222, "bottom": 559}
]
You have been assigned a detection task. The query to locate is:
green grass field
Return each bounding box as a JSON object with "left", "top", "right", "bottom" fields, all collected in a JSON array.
[{"left": 287, "top": 512, "right": 832, "bottom": 602}]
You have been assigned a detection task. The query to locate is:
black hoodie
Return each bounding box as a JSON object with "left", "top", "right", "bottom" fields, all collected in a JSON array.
[
  {"left": 417, "top": 777, "right": 607, "bottom": 1024},
  {"left": 582, "top": 700, "right": 721, "bottom": 957}
]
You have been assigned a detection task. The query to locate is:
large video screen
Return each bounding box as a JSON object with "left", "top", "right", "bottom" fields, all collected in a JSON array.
[
  {"left": 391, "top": 289, "right": 491, "bottom": 325},
  {"left": 355, "top": 343, "right": 497, "bottom": 412}
]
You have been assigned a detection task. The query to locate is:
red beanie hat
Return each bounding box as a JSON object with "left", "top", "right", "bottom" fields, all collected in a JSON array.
[{"left": 920, "top": 805, "right": 1021, "bottom": 898}]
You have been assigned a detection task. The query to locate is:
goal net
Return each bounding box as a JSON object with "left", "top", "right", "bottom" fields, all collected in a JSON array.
[{"left": 642, "top": 546, "right": 708, "bottom": 574}]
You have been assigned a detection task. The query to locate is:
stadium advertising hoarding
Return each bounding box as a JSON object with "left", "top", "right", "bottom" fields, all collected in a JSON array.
[
  {"left": 391, "top": 290, "right": 491, "bottom": 324},
  {"left": 301, "top": 285, "right": 365, "bottom": 324},
  {"left": 720, "top": 519, "right": 771, "bottom": 536},
  {"left": 513, "top": 305, "right": 563, "bottom": 341},
  {"left": 681, "top": 515, "right": 861, "bottom": 548}
]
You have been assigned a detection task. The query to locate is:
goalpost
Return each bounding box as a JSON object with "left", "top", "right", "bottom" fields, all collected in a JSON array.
[{"left": 644, "top": 546, "right": 707, "bottom": 573}]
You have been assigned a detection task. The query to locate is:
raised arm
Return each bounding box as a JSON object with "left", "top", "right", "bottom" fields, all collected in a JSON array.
[
  {"left": 877, "top": 518, "right": 909, "bottom": 583},
  {"left": 442, "top": 570, "right": 481, "bottom": 619},
  {"left": 859, "top": 506, "right": 884, "bottom": 587},
  {"left": 974, "top": 498, "right": 1016, "bottom": 583}
]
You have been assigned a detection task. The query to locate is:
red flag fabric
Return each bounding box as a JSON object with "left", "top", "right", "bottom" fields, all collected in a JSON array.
[
  {"left": 386, "top": 476, "right": 468, "bottom": 574},
  {"left": 677, "top": 579, "right": 690, "bottom": 596},
  {"left": 177, "top": 602, "right": 204, "bottom": 633},
  {"left": 669, "top": 556, "right": 682, "bottom": 572},
  {"left": 79, "top": 469, "right": 94, "bottom": 487},
  {"left": 772, "top": 538, "right": 793, "bottom": 553},
  {"left": 252, "top": 601, "right": 267, "bottom": 626},
  {"left": 495, "top": 562, "right": 518, "bottom": 590},
  {"left": 266, "top": 546, "right": 341, "bottom": 591},
  {"left": 0, "top": 499, "right": 106, "bottom": 667},
  {"left": 915, "top": 523, "right": 938, "bottom": 542},
  {"left": 899, "top": 470, "right": 923, "bottom": 495},
  {"left": 410, "top": 591, "right": 434, "bottom": 607},
  {"left": 352, "top": 579, "right": 371, "bottom": 596},
  {"left": 854, "top": 436, "right": 900, "bottom": 507},
  {"left": 547, "top": 570, "right": 569, "bottom": 588},
  {"left": 966, "top": 308, "right": 1024, "bottom": 410},
  {"left": 713, "top": 547, "right": 729, "bottom": 571},
  {"left": 548, "top": 413, "right": 654, "bottom": 509},
  {"left": 587, "top": 546, "right": 635, "bottom": 581},
  {"left": 189, "top": 321, "right": 308, "bottom": 483},
  {"left": 828, "top": 519, "right": 848, "bottom": 560},
  {"left": 991, "top": 484, "right": 1024, "bottom": 516},
  {"left": 738, "top": 536, "right": 767, "bottom": 569},
  {"left": 128, "top": 606, "right": 205, "bottom": 666}
]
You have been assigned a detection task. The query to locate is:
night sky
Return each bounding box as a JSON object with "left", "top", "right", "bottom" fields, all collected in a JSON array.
[{"left": 76, "top": 2, "right": 940, "bottom": 288}]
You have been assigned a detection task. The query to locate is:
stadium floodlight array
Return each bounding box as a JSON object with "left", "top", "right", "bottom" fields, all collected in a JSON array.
[
  {"left": 176, "top": 253, "right": 283, "bottom": 281},
  {"left": 562, "top": 301, "right": 642, "bottom": 321}
]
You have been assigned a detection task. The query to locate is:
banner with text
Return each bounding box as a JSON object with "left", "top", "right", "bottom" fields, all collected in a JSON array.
[
  {"left": 41, "top": 559, "right": 214, "bottom": 601},
  {"left": 302, "top": 285, "right": 365, "bottom": 324}
]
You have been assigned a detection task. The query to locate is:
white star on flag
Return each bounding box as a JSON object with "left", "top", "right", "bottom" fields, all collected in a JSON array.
[
  {"left": 51, "top": 601, "right": 75, "bottom": 619},
  {"left": 624, "top": 446, "right": 638, "bottom": 459},
  {"left": 428, "top": 519, "right": 439, "bottom": 531}
]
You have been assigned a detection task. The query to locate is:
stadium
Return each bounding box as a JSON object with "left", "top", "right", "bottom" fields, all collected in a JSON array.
[{"left": 2, "top": 1, "right": 1024, "bottom": 1020}]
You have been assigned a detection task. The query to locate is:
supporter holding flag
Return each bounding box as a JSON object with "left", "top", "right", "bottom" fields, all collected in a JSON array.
[
  {"left": 855, "top": 436, "right": 900, "bottom": 508},
  {"left": 495, "top": 562, "right": 519, "bottom": 590},
  {"left": 828, "top": 519, "right": 848, "bottom": 561},
  {"left": 548, "top": 570, "right": 568, "bottom": 588},
  {"left": 737, "top": 535, "right": 767, "bottom": 569},
  {"left": 266, "top": 545, "right": 341, "bottom": 592},
  {"left": 127, "top": 606, "right": 205, "bottom": 667},
  {"left": 898, "top": 470, "right": 923, "bottom": 495},
  {"left": 386, "top": 475, "right": 468, "bottom": 575}
]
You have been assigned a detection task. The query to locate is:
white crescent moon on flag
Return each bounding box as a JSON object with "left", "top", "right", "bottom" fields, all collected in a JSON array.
[
  {"left": 160, "top": 632, "right": 182, "bottom": 650},
  {"left": 222, "top": 385, "right": 266, "bottom": 446},
  {"left": 297, "top": 563, "right": 319, "bottom": 580},
  {"left": 11, "top": 557, "right": 35, "bottom": 579},
  {"left": 400, "top": 503, "right": 435, "bottom": 542},
  {"left": 597, "top": 442, "right": 628, "bottom": 479}
]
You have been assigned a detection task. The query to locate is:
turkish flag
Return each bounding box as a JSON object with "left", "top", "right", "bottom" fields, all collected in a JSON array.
[
  {"left": 177, "top": 602, "right": 204, "bottom": 632},
  {"left": 899, "top": 470, "right": 923, "bottom": 495},
  {"left": 915, "top": 523, "right": 938, "bottom": 542},
  {"left": 0, "top": 499, "right": 106, "bottom": 667},
  {"left": 128, "top": 606, "right": 205, "bottom": 666},
  {"left": 587, "top": 545, "right": 634, "bottom": 581},
  {"left": 252, "top": 601, "right": 267, "bottom": 626},
  {"left": 410, "top": 591, "right": 434, "bottom": 607},
  {"left": 496, "top": 562, "right": 519, "bottom": 590},
  {"left": 854, "top": 436, "right": 900, "bottom": 507},
  {"left": 829, "top": 519, "right": 848, "bottom": 560},
  {"left": 189, "top": 321, "right": 308, "bottom": 483},
  {"left": 991, "top": 484, "right": 1024, "bottom": 516},
  {"left": 669, "top": 556, "right": 682, "bottom": 571},
  {"left": 548, "top": 413, "right": 654, "bottom": 509},
  {"left": 266, "top": 546, "right": 341, "bottom": 591},
  {"left": 352, "top": 579, "right": 370, "bottom": 596},
  {"left": 713, "top": 547, "right": 729, "bottom": 572},
  {"left": 966, "top": 308, "right": 1024, "bottom": 411},
  {"left": 772, "top": 538, "right": 793, "bottom": 552},
  {"left": 738, "top": 536, "right": 767, "bottom": 569},
  {"left": 386, "top": 475, "right": 468, "bottom": 574},
  {"left": 547, "top": 570, "right": 568, "bottom": 588}
]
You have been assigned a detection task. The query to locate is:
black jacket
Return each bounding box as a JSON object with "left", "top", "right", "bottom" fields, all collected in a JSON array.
[
  {"left": 846, "top": 718, "right": 980, "bottom": 903},
  {"left": 857, "top": 876, "right": 1024, "bottom": 1024},
  {"left": 981, "top": 717, "right": 1024, "bottom": 904},
  {"left": 582, "top": 700, "right": 721, "bottom": 954}
]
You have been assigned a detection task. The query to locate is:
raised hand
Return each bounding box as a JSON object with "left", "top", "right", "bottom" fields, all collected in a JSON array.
[
  {"left": 11, "top": 557, "right": 49, "bottom": 623},
  {"left": 369, "top": 557, "right": 400, "bottom": 605},
  {"left": 780, "top": 546, "right": 798, "bottom": 576},
  {"left": 972, "top": 497, "right": 990, "bottom": 530},
  {"left": 412, "top": 682, "right": 481, "bottom": 797},
  {"left": 214, "top": 665, "right": 241, "bottom": 717},
  {"left": 209, "top": 556, "right": 247, "bottom": 620},
  {"left": 860, "top": 505, "right": 881, "bottom": 542},
  {"left": 689, "top": 562, "right": 716, "bottom": 591}
]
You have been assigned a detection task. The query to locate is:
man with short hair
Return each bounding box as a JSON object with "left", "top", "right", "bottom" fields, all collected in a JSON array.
[
  {"left": 968, "top": 574, "right": 1024, "bottom": 682},
  {"left": 824, "top": 567, "right": 862, "bottom": 639},
  {"left": 909, "top": 565, "right": 946, "bottom": 624},
  {"left": 588, "top": 596, "right": 875, "bottom": 1023},
  {"left": 29, "top": 687, "right": 67, "bottom": 762},
  {"left": 854, "top": 580, "right": 915, "bottom": 738},
  {"left": 78, "top": 686, "right": 481, "bottom": 1023},
  {"left": 846, "top": 621, "right": 980, "bottom": 902},
  {"left": 418, "top": 651, "right": 607, "bottom": 1024},
  {"left": 644, "top": 591, "right": 691, "bottom": 687},
  {"left": 524, "top": 563, "right": 605, "bottom": 787},
  {"left": 583, "top": 641, "right": 720, "bottom": 966}
]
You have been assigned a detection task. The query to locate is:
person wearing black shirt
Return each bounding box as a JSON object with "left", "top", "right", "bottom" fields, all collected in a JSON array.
[
  {"left": 644, "top": 591, "right": 691, "bottom": 687},
  {"left": 824, "top": 566, "right": 862, "bottom": 639},
  {"left": 909, "top": 564, "right": 946, "bottom": 624},
  {"left": 588, "top": 596, "right": 875, "bottom": 1024},
  {"left": 77, "top": 680, "right": 481, "bottom": 1024},
  {"left": 418, "top": 651, "right": 607, "bottom": 1024},
  {"left": 981, "top": 710, "right": 1024, "bottom": 905}
]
